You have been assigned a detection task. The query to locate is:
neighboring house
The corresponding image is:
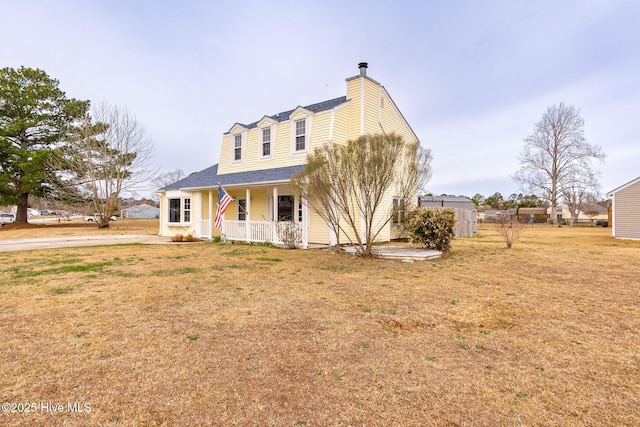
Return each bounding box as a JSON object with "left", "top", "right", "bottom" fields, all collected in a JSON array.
[
  {"left": 607, "top": 176, "right": 640, "bottom": 240},
  {"left": 546, "top": 203, "right": 609, "bottom": 223},
  {"left": 419, "top": 196, "right": 477, "bottom": 237},
  {"left": 157, "top": 63, "right": 421, "bottom": 246},
  {"left": 121, "top": 203, "right": 160, "bottom": 219},
  {"left": 483, "top": 209, "right": 499, "bottom": 222},
  {"left": 517, "top": 207, "right": 547, "bottom": 223},
  {"left": 577, "top": 203, "right": 608, "bottom": 223}
]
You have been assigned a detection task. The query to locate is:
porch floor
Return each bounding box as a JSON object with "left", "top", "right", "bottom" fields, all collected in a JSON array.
[{"left": 341, "top": 245, "right": 442, "bottom": 262}]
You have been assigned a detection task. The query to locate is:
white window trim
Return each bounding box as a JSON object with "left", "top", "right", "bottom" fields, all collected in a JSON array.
[
  {"left": 290, "top": 115, "right": 313, "bottom": 155},
  {"left": 167, "top": 196, "right": 192, "bottom": 225},
  {"left": 392, "top": 196, "right": 406, "bottom": 226},
  {"left": 259, "top": 124, "right": 276, "bottom": 160},
  {"left": 232, "top": 131, "right": 246, "bottom": 164}
]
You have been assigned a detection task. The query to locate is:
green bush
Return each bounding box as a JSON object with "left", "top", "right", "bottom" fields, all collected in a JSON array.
[{"left": 405, "top": 207, "right": 456, "bottom": 252}]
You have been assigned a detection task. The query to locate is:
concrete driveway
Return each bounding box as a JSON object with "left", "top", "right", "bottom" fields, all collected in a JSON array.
[{"left": 0, "top": 234, "right": 172, "bottom": 252}]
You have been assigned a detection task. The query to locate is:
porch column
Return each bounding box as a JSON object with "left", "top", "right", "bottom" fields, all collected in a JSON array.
[
  {"left": 302, "top": 195, "right": 309, "bottom": 249},
  {"left": 208, "top": 189, "right": 213, "bottom": 239},
  {"left": 272, "top": 186, "right": 278, "bottom": 243},
  {"left": 246, "top": 188, "right": 251, "bottom": 242},
  {"left": 196, "top": 192, "right": 202, "bottom": 237},
  {"left": 245, "top": 188, "right": 251, "bottom": 221}
]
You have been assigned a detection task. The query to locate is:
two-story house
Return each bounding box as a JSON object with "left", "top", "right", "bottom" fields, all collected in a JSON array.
[{"left": 157, "top": 63, "right": 422, "bottom": 247}]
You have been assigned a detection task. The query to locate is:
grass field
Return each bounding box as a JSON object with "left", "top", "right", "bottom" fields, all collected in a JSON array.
[{"left": 1, "top": 222, "right": 639, "bottom": 426}]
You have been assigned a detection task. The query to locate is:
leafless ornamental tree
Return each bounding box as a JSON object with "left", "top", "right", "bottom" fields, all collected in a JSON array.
[
  {"left": 494, "top": 216, "right": 526, "bottom": 249},
  {"left": 513, "top": 103, "right": 605, "bottom": 225},
  {"left": 293, "top": 132, "right": 432, "bottom": 257},
  {"left": 58, "top": 103, "right": 155, "bottom": 228}
]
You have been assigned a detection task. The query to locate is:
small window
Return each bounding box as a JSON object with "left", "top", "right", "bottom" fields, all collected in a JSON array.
[
  {"left": 262, "top": 128, "right": 271, "bottom": 157},
  {"left": 295, "top": 120, "right": 305, "bottom": 151},
  {"left": 298, "top": 200, "right": 303, "bottom": 222},
  {"left": 234, "top": 134, "right": 242, "bottom": 161}
]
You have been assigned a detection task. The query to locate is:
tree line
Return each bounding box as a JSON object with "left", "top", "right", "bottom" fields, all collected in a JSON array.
[
  {"left": 0, "top": 67, "right": 155, "bottom": 228},
  {"left": 2, "top": 66, "right": 605, "bottom": 238}
]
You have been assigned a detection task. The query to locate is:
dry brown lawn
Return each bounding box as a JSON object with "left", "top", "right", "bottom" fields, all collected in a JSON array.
[
  {"left": 0, "top": 218, "right": 160, "bottom": 239},
  {"left": 0, "top": 223, "right": 638, "bottom": 426}
]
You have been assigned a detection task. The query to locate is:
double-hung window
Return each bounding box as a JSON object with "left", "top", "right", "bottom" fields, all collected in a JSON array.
[
  {"left": 234, "top": 134, "right": 242, "bottom": 161},
  {"left": 183, "top": 198, "right": 191, "bottom": 222},
  {"left": 262, "top": 128, "right": 271, "bottom": 157},
  {"left": 168, "top": 197, "right": 191, "bottom": 223},
  {"left": 295, "top": 120, "right": 306, "bottom": 151}
]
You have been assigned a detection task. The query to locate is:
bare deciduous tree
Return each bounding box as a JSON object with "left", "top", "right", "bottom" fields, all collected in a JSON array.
[
  {"left": 494, "top": 216, "right": 526, "bottom": 249},
  {"left": 54, "top": 102, "right": 155, "bottom": 228},
  {"left": 513, "top": 103, "right": 605, "bottom": 225},
  {"left": 151, "top": 168, "right": 186, "bottom": 202},
  {"left": 293, "top": 132, "right": 431, "bottom": 257},
  {"left": 562, "top": 169, "right": 600, "bottom": 226},
  {"left": 153, "top": 169, "right": 186, "bottom": 189}
]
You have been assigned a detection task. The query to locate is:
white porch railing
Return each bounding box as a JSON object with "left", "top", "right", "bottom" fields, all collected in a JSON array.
[
  {"left": 223, "top": 220, "right": 302, "bottom": 245},
  {"left": 199, "top": 220, "right": 211, "bottom": 239}
]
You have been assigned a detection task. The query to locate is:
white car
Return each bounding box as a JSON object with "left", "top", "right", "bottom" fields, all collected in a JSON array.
[
  {"left": 0, "top": 213, "right": 15, "bottom": 225},
  {"left": 84, "top": 215, "right": 117, "bottom": 222}
]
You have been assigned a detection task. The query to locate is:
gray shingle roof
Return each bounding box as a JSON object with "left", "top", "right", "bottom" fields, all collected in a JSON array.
[
  {"left": 158, "top": 164, "right": 304, "bottom": 191},
  {"left": 229, "top": 96, "right": 347, "bottom": 132}
]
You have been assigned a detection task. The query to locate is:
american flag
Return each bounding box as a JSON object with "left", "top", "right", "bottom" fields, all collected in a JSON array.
[{"left": 215, "top": 185, "right": 234, "bottom": 230}]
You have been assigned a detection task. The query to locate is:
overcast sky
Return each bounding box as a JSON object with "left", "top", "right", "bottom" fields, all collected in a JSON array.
[{"left": 2, "top": 0, "right": 638, "bottom": 198}]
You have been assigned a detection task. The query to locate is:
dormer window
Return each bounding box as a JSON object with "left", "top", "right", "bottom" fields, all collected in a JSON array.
[
  {"left": 262, "top": 127, "right": 271, "bottom": 157},
  {"left": 295, "top": 120, "right": 306, "bottom": 151},
  {"left": 233, "top": 134, "right": 242, "bottom": 162}
]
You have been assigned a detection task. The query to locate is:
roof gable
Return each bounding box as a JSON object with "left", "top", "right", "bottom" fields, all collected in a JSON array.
[
  {"left": 607, "top": 176, "right": 640, "bottom": 196},
  {"left": 256, "top": 115, "right": 278, "bottom": 127},
  {"left": 289, "top": 106, "right": 314, "bottom": 120},
  {"left": 228, "top": 123, "right": 249, "bottom": 134}
]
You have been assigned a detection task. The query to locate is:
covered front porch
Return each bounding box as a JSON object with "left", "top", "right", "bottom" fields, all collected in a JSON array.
[{"left": 196, "top": 184, "right": 309, "bottom": 248}]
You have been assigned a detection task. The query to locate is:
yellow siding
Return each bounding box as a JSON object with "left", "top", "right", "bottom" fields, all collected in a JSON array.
[
  {"left": 217, "top": 133, "right": 232, "bottom": 174},
  {"left": 347, "top": 77, "right": 361, "bottom": 139},
  {"left": 379, "top": 86, "right": 419, "bottom": 144},
  {"left": 247, "top": 188, "right": 269, "bottom": 220},
  {"left": 307, "top": 209, "right": 330, "bottom": 244},
  {"left": 200, "top": 191, "right": 210, "bottom": 220},
  {"left": 310, "top": 111, "right": 331, "bottom": 151},
  {"left": 332, "top": 104, "right": 350, "bottom": 144},
  {"left": 362, "top": 78, "right": 380, "bottom": 135},
  {"left": 270, "top": 119, "right": 294, "bottom": 169}
]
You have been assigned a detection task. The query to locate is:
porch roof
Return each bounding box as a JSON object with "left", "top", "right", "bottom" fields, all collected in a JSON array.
[{"left": 158, "top": 164, "right": 304, "bottom": 192}]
